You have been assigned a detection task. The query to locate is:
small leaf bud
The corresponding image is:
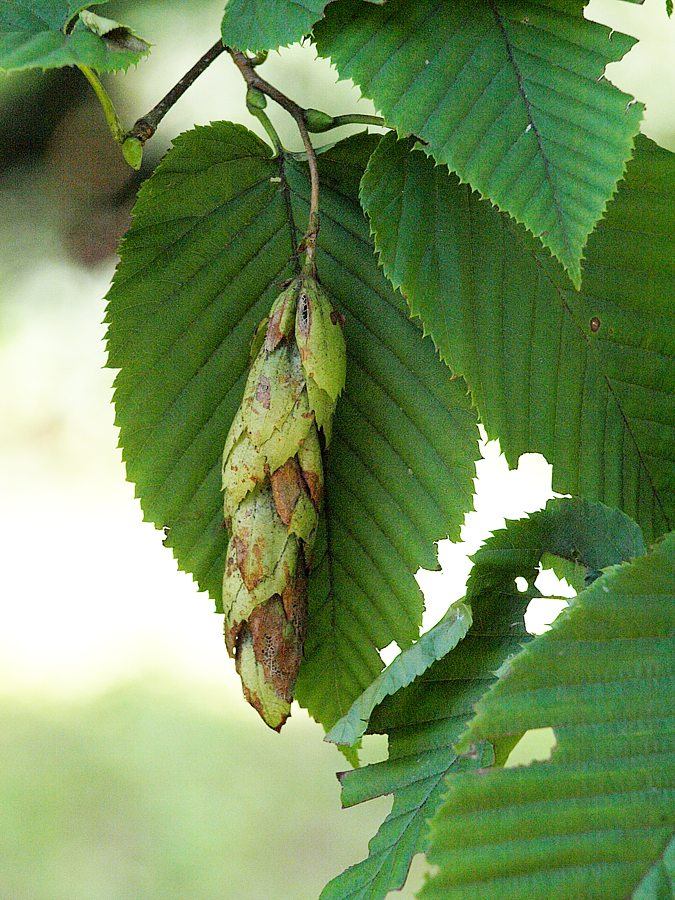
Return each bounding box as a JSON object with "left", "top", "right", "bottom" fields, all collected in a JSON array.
[
  {"left": 304, "top": 108, "right": 335, "bottom": 133},
  {"left": 122, "top": 136, "right": 143, "bottom": 170}
]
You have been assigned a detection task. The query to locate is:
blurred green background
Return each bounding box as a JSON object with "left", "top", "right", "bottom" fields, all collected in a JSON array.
[
  {"left": 0, "top": 683, "right": 394, "bottom": 899},
  {"left": 0, "top": 1, "right": 672, "bottom": 898}
]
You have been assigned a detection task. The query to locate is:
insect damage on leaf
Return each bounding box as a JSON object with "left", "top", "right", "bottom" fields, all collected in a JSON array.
[{"left": 221, "top": 273, "right": 346, "bottom": 730}]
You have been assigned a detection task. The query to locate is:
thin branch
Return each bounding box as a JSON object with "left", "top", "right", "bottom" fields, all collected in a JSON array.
[
  {"left": 227, "top": 48, "right": 321, "bottom": 276},
  {"left": 128, "top": 39, "right": 227, "bottom": 143}
]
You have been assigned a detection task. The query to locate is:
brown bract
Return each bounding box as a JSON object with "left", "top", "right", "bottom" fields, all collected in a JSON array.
[
  {"left": 270, "top": 458, "right": 307, "bottom": 525},
  {"left": 255, "top": 376, "right": 272, "bottom": 409}
]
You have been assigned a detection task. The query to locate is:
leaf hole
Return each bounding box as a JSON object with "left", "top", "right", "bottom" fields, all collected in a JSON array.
[
  {"left": 505, "top": 728, "right": 556, "bottom": 767},
  {"left": 297, "top": 293, "right": 310, "bottom": 335},
  {"left": 379, "top": 641, "right": 400, "bottom": 666}
]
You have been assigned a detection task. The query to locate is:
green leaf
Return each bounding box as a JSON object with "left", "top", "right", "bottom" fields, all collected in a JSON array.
[
  {"left": 360, "top": 132, "right": 674, "bottom": 543},
  {"left": 315, "top": 0, "right": 643, "bottom": 286},
  {"left": 424, "top": 533, "right": 675, "bottom": 899},
  {"left": 325, "top": 602, "right": 473, "bottom": 747},
  {"left": 220, "top": 0, "right": 383, "bottom": 54},
  {"left": 0, "top": 1, "right": 149, "bottom": 72},
  {"left": 105, "top": 123, "right": 479, "bottom": 732},
  {"left": 322, "top": 497, "right": 646, "bottom": 899}
]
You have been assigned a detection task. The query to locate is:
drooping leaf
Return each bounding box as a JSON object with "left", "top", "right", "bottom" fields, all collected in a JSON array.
[
  {"left": 322, "top": 497, "right": 644, "bottom": 898},
  {"left": 423, "top": 533, "right": 675, "bottom": 899},
  {"left": 105, "top": 123, "right": 479, "bottom": 732},
  {"left": 220, "top": 0, "right": 383, "bottom": 54},
  {"left": 0, "top": 2, "right": 149, "bottom": 72},
  {"left": 360, "top": 132, "right": 675, "bottom": 543},
  {"left": 315, "top": 0, "right": 643, "bottom": 285},
  {"left": 78, "top": 10, "right": 149, "bottom": 55},
  {"left": 325, "top": 601, "right": 472, "bottom": 747}
]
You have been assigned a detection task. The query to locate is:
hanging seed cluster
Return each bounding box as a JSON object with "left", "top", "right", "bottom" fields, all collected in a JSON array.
[{"left": 221, "top": 274, "right": 346, "bottom": 730}]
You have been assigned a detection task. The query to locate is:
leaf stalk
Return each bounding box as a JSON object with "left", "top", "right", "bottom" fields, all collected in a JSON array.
[
  {"left": 78, "top": 64, "right": 125, "bottom": 144},
  {"left": 307, "top": 112, "right": 386, "bottom": 132},
  {"left": 246, "top": 97, "right": 283, "bottom": 157}
]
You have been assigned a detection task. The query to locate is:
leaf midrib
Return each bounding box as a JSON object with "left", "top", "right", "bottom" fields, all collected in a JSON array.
[{"left": 487, "top": 0, "right": 570, "bottom": 263}]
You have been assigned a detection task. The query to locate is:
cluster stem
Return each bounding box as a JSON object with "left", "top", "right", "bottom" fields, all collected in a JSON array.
[
  {"left": 226, "top": 48, "right": 321, "bottom": 275},
  {"left": 78, "top": 65, "right": 125, "bottom": 144},
  {"left": 82, "top": 37, "right": 386, "bottom": 269}
]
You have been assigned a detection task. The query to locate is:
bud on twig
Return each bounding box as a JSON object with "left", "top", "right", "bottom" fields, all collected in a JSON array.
[{"left": 221, "top": 274, "right": 346, "bottom": 730}]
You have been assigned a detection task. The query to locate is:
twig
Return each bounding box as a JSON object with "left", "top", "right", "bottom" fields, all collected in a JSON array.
[
  {"left": 227, "top": 48, "right": 321, "bottom": 276},
  {"left": 128, "top": 39, "right": 227, "bottom": 143}
]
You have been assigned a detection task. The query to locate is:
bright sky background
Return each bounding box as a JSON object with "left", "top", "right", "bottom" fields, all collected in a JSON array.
[{"left": 0, "top": 0, "right": 672, "bottom": 717}]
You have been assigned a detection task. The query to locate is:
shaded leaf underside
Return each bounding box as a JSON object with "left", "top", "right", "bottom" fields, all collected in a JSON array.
[
  {"left": 322, "top": 498, "right": 646, "bottom": 898},
  {"left": 315, "top": 0, "right": 643, "bottom": 284},
  {"left": 360, "top": 133, "right": 674, "bottom": 542},
  {"left": 0, "top": 0, "right": 148, "bottom": 72},
  {"left": 105, "top": 123, "right": 478, "bottom": 732},
  {"left": 423, "top": 532, "right": 675, "bottom": 899}
]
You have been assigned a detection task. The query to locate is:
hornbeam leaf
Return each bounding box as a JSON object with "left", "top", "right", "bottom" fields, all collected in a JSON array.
[
  {"left": 0, "top": 1, "right": 149, "bottom": 72},
  {"left": 220, "top": 0, "right": 383, "bottom": 54},
  {"left": 321, "top": 498, "right": 645, "bottom": 899},
  {"left": 315, "top": 0, "right": 643, "bottom": 285},
  {"left": 423, "top": 533, "right": 675, "bottom": 900},
  {"left": 360, "top": 132, "right": 674, "bottom": 542},
  {"left": 105, "top": 123, "right": 479, "bottom": 731}
]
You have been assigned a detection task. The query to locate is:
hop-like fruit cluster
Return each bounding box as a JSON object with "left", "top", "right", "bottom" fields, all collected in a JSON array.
[{"left": 221, "top": 274, "right": 346, "bottom": 730}]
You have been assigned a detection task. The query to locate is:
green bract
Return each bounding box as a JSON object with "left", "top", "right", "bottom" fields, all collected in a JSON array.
[{"left": 296, "top": 277, "right": 347, "bottom": 403}]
